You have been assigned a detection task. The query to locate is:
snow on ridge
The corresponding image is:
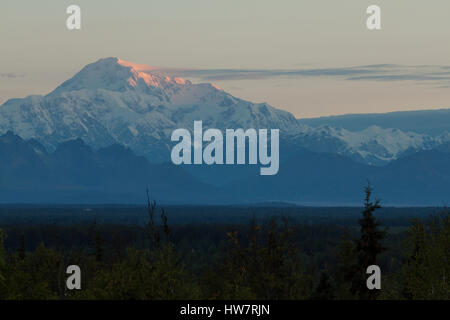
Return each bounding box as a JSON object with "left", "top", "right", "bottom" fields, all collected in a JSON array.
[
  {"left": 0, "top": 57, "right": 300, "bottom": 162},
  {"left": 291, "top": 123, "right": 449, "bottom": 164},
  {"left": 50, "top": 57, "right": 192, "bottom": 96},
  {"left": 1, "top": 57, "right": 449, "bottom": 165},
  {"left": 353, "top": 126, "right": 441, "bottom": 159}
]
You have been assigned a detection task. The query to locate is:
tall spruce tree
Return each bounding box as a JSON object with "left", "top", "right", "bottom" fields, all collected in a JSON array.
[{"left": 352, "top": 182, "right": 386, "bottom": 299}]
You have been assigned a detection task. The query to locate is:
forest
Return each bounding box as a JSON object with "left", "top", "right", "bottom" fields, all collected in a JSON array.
[{"left": 0, "top": 187, "right": 448, "bottom": 300}]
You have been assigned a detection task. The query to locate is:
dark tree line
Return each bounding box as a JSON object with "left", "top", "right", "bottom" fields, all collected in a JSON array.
[{"left": 0, "top": 186, "right": 448, "bottom": 300}]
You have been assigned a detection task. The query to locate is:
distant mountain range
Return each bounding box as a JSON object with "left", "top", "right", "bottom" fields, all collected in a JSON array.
[
  {"left": 0, "top": 132, "right": 448, "bottom": 206},
  {"left": 298, "top": 109, "right": 450, "bottom": 136},
  {"left": 0, "top": 57, "right": 449, "bottom": 205},
  {"left": 0, "top": 131, "right": 214, "bottom": 204}
]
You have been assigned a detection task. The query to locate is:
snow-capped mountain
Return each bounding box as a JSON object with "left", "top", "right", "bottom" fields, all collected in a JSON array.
[
  {"left": 0, "top": 57, "right": 299, "bottom": 162},
  {"left": 291, "top": 125, "right": 450, "bottom": 165},
  {"left": 0, "top": 57, "right": 449, "bottom": 165}
]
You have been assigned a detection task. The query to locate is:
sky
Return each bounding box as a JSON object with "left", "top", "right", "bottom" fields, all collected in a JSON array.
[{"left": 1, "top": 0, "right": 450, "bottom": 118}]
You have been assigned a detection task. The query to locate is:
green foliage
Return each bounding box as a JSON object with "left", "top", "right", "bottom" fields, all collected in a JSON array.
[
  {"left": 94, "top": 231, "right": 104, "bottom": 263},
  {"left": 71, "top": 196, "right": 199, "bottom": 300},
  {"left": 74, "top": 244, "right": 199, "bottom": 300},
  {"left": 205, "top": 219, "right": 311, "bottom": 299},
  {"left": 18, "top": 232, "right": 25, "bottom": 260},
  {"left": 402, "top": 212, "right": 449, "bottom": 299},
  {"left": 335, "top": 231, "right": 357, "bottom": 299},
  {"left": 311, "top": 271, "right": 335, "bottom": 300},
  {"left": 0, "top": 202, "right": 447, "bottom": 300},
  {"left": 3, "top": 243, "right": 61, "bottom": 299},
  {"left": 0, "top": 229, "right": 7, "bottom": 298}
]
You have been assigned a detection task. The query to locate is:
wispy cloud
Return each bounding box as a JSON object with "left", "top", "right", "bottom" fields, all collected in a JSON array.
[
  {"left": 0, "top": 72, "right": 25, "bottom": 79},
  {"left": 153, "top": 65, "right": 450, "bottom": 87}
]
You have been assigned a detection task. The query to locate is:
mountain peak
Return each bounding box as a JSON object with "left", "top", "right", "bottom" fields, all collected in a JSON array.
[
  {"left": 115, "top": 57, "right": 156, "bottom": 72},
  {"left": 51, "top": 57, "right": 190, "bottom": 94}
]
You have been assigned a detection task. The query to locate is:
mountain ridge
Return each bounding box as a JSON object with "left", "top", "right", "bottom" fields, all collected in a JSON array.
[
  {"left": 297, "top": 108, "right": 450, "bottom": 136},
  {"left": 0, "top": 132, "right": 215, "bottom": 204},
  {"left": 1, "top": 58, "right": 449, "bottom": 166},
  {"left": 0, "top": 132, "right": 448, "bottom": 205},
  {"left": 0, "top": 57, "right": 299, "bottom": 163}
]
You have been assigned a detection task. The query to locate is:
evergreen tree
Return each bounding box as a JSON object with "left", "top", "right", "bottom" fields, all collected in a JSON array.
[
  {"left": 95, "top": 231, "right": 104, "bottom": 263},
  {"left": 351, "top": 183, "right": 386, "bottom": 300},
  {"left": 336, "top": 230, "right": 357, "bottom": 299},
  {"left": 19, "top": 232, "right": 26, "bottom": 260},
  {"left": 0, "top": 229, "right": 7, "bottom": 298},
  {"left": 402, "top": 212, "right": 449, "bottom": 299},
  {"left": 311, "top": 271, "right": 335, "bottom": 300}
]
